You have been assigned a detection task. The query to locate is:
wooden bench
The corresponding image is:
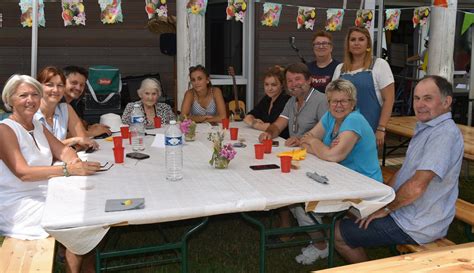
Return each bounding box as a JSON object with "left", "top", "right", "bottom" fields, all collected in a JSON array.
[
  {"left": 455, "top": 198, "right": 474, "bottom": 241},
  {"left": 396, "top": 238, "right": 455, "bottom": 253},
  {"left": 381, "top": 166, "right": 397, "bottom": 183},
  {"left": 0, "top": 237, "right": 55, "bottom": 273},
  {"left": 312, "top": 242, "right": 474, "bottom": 272}
]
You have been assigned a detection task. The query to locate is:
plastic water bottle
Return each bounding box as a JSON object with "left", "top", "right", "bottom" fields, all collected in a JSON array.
[
  {"left": 165, "top": 120, "right": 183, "bottom": 181},
  {"left": 130, "top": 103, "right": 145, "bottom": 151}
]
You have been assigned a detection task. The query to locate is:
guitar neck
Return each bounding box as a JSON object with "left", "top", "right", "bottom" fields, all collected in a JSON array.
[{"left": 232, "top": 76, "right": 239, "bottom": 104}]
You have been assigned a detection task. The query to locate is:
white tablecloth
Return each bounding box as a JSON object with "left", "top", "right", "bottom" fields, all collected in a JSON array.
[{"left": 41, "top": 122, "right": 395, "bottom": 255}]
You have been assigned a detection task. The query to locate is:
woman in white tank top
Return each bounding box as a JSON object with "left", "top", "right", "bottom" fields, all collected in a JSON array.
[
  {"left": 0, "top": 75, "right": 101, "bottom": 272},
  {"left": 180, "top": 65, "right": 227, "bottom": 123}
]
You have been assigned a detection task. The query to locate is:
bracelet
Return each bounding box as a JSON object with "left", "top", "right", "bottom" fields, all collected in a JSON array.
[
  {"left": 376, "top": 125, "right": 386, "bottom": 132},
  {"left": 383, "top": 207, "right": 392, "bottom": 214},
  {"left": 62, "top": 163, "right": 70, "bottom": 177}
]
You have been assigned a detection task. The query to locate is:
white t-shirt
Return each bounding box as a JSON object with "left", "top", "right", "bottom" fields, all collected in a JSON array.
[{"left": 332, "top": 58, "right": 394, "bottom": 106}]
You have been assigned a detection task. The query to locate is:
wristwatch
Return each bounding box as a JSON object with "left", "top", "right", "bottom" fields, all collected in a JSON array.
[{"left": 377, "top": 125, "right": 386, "bottom": 132}]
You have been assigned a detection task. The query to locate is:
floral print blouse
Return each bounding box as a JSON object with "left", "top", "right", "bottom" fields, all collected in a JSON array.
[{"left": 121, "top": 101, "right": 175, "bottom": 128}]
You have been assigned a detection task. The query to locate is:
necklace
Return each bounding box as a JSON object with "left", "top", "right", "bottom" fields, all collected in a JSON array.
[{"left": 9, "top": 115, "right": 34, "bottom": 131}]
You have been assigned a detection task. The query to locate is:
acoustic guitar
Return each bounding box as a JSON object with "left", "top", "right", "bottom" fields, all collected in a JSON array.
[{"left": 227, "top": 66, "right": 246, "bottom": 121}]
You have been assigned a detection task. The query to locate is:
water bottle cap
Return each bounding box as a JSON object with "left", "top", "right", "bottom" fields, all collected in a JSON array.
[{"left": 170, "top": 120, "right": 176, "bottom": 125}]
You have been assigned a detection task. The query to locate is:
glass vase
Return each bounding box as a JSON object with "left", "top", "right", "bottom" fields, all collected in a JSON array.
[
  {"left": 214, "top": 156, "right": 230, "bottom": 169},
  {"left": 185, "top": 132, "right": 196, "bottom": 142}
]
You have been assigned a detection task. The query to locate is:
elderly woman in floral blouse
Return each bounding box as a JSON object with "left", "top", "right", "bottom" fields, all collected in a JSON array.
[{"left": 121, "top": 78, "right": 175, "bottom": 128}]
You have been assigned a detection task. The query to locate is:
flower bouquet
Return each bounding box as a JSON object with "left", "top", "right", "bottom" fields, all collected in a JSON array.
[
  {"left": 179, "top": 117, "right": 197, "bottom": 141},
  {"left": 208, "top": 130, "right": 237, "bottom": 169}
]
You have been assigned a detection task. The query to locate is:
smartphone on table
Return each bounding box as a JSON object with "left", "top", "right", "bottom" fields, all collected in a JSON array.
[
  {"left": 249, "top": 164, "right": 280, "bottom": 171},
  {"left": 126, "top": 152, "right": 150, "bottom": 160}
]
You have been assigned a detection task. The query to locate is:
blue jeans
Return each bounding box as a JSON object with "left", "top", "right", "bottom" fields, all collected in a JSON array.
[{"left": 339, "top": 215, "right": 417, "bottom": 248}]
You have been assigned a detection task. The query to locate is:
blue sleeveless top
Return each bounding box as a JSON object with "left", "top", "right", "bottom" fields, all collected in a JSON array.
[{"left": 34, "top": 103, "right": 69, "bottom": 140}]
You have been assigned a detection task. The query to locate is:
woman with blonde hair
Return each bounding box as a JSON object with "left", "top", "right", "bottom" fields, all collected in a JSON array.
[
  {"left": 244, "top": 65, "right": 290, "bottom": 138},
  {"left": 333, "top": 26, "right": 394, "bottom": 147},
  {"left": 180, "top": 65, "right": 227, "bottom": 123},
  {"left": 121, "top": 78, "right": 175, "bottom": 127},
  {"left": 0, "top": 74, "right": 100, "bottom": 273}
]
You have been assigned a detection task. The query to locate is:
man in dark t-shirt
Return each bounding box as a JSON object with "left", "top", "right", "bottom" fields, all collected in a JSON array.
[
  {"left": 306, "top": 30, "right": 340, "bottom": 93},
  {"left": 63, "top": 66, "right": 111, "bottom": 137}
]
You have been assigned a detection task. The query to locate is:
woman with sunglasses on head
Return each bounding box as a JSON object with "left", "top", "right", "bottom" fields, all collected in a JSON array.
[
  {"left": 293, "top": 79, "right": 382, "bottom": 265},
  {"left": 180, "top": 65, "right": 227, "bottom": 123},
  {"left": 0, "top": 75, "right": 101, "bottom": 273},
  {"left": 244, "top": 65, "right": 290, "bottom": 139},
  {"left": 333, "top": 26, "right": 395, "bottom": 147},
  {"left": 34, "top": 66, "right": 98, "bottom": 151}
]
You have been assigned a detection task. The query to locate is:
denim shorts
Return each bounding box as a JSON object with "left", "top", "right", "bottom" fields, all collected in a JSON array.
[{"left": 339, "top": 215, "right": 417, "bottom": 248}]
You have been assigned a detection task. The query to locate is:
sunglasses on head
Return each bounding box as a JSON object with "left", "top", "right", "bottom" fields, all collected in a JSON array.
[{"left": 189, "top": 65, "right": 206, "bottom": 73}]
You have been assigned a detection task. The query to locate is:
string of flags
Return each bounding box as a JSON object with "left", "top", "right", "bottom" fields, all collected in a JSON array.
[{"left": 14, "top": 0, "right": 474, "bottom": 36}]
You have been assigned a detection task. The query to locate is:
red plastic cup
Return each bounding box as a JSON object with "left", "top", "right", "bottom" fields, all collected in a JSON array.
[
  {"left": 230, "top": 127, "right": 239, "bottom": 140},
  {"left": 154, "top": 116, "right": 162, "bottom": 128},
  {"left": 262, "top": 139, "right": 272, "bottom": 154},
  {"left": 254, "top": 144, "right": 265, "bottom": 160},
  {"left": 222, "top": 118, "right": 230, "bottom": 130},
  {"left": 280, "top": 156, "right": 292, "bottom": 173},
  {"left": 120, "top": 125, "right": 129, "bottom": 139},
  {"left": 112, "top": 136, "right": 123, "bottom": 148},
  {"left": 113, "top": 147, "right": 124, "bottom": 163}
]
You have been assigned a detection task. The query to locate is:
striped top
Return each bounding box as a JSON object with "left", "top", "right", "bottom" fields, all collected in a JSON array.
[{"left": 190, "top": 89, "right": 217, "bottom": 116}]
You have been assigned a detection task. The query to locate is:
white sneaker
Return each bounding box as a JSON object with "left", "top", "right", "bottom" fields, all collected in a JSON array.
[{"left": 295, "top": 244, "right": 329, "bottom": 265}]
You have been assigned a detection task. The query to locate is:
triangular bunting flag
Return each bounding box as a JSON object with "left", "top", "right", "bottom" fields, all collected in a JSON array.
[
  {"left": 261, "top": 2, "right": 282, "bottom": 27},
  {"left": 462, "top": 12, "right": 474, "bottom": 35}
]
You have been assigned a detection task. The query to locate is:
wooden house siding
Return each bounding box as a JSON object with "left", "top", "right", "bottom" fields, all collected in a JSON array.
[
  {"left": 253, "top": 0, "right": 360, "bottom": 103},
  {"left": 0, "top": 0, "right": 176, "bottom": 99}
]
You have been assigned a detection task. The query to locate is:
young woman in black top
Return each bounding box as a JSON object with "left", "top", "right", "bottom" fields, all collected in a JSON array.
[{"left": 244, "top": 65, "right": 290, "bottom": 138}]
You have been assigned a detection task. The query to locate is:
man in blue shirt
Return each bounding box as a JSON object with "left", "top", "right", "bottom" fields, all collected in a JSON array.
[{"left": 334, "top": 75, "right": 463, "bottom": 263}]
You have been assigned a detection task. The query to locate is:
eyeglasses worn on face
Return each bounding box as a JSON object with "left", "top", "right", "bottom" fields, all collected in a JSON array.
[
  {"left": 329, "top": 99, "right": 352, "bottom": 106},
  {"left": 313, "top": 42, "right": 332, "bottom": 48}
]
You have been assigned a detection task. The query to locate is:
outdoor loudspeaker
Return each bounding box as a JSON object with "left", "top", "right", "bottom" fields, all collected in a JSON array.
[{"left": 160, "top": 33, "right": 176, "bottom": 56}]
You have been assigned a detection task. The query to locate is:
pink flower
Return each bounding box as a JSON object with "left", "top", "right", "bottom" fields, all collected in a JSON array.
[
  {"left": 180, "top": 119, "right": 193, "bottom": 134},
  {"left": 219, "top": 143, "right": 236, "bottom": 160}
]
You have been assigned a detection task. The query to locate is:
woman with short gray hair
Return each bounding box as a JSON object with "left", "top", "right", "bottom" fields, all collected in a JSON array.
[{"left": 121, "top": 78, "right": 175, "bottom": 128}]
